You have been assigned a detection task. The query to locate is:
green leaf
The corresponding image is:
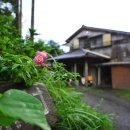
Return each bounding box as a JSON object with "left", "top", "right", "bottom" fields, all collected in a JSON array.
[
  {"left": 0, "top": 89, "right": 51, "bottom": 130},
  {"left": 0, "top": 94, "right": 2, "bottom": 98},
  {"left": 0, "top": 111, "right": 16, "bottom": 126},
  {"left": 0, "top": 66, "right": 9, "bottom": 72},
  {"left": 12, "top": 64, "right": 20, "bottom": 70},
  {"left": 25, "top": 71, "right": 31, "bottom": 78}
]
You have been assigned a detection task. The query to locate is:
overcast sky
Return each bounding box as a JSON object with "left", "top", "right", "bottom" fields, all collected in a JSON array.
[{"left": 22, "top": 0, "right": 130, "bottom": 51}]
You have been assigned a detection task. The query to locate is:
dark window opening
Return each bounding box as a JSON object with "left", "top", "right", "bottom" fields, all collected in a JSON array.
[{"left": 90, "top": 36, "right": 102, "bottom": 48}]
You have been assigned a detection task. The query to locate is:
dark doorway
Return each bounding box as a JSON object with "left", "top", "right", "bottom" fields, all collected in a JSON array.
[
  {"left": 101, "top": 66, "right": 112, "bottom": 87},
  {"left": 77, "top": 62, "right": 84, "bottom": 85}
]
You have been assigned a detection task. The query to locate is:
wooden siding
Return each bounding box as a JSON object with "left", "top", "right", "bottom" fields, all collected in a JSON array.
[
  {"left": 111, "top": 34, "right": 126, "bottom": 42},
  {"left": 112, "top": 66, "right": 130, "bottom": 89},
  {"left": 111, "top": 42, "right": 130, "bottom": 61},
  {"left": 92, "top": 47, "right": 112, "bottom": 56}
]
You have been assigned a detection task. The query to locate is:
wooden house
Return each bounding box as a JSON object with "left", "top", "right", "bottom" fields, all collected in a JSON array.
[{"left": 50, "top": 25, "right": 130, "bottom": 89}]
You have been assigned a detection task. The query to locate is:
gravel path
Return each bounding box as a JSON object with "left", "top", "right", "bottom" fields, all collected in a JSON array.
[{"left": 81, "top": 90, "right": 130, "bottom": 130}]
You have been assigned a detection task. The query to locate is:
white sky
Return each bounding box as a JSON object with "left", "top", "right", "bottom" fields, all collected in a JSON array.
[{"left": 22, "top": 0, "right": 130, "bottom": 51}]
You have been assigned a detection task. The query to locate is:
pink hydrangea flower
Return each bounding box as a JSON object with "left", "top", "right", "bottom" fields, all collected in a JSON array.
[
  {"left": 33, "top": 55, "right": 44, "bottom": 65},
  {"left": 36, "top": 51, "right": 47, "bottom": 59}
]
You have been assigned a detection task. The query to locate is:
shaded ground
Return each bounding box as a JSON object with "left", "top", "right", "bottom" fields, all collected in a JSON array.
[{"left": 81, "top": 89, "right": 130, "bottom": 130}]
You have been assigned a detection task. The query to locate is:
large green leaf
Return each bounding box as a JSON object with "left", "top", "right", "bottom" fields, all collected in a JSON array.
[
  {"left": 0, "top": 89, "right": 51, "bottom": 130},
  {"left": 0, "top": 111, "right": 16, "bottom": 126}
]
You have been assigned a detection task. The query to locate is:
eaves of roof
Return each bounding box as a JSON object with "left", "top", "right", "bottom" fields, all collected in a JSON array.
[
  {"left": 48, "top": 49, "right": 110, "bottom": 61},
  {"left": 99, "top": 61, "right": 130, "bottom": 66},
  {"left": 65, "top": 25, "right": 130, "bottom": 44}
]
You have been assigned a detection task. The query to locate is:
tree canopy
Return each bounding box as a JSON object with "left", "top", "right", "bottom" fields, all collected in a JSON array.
[{"left": 0, "top": 0, "right": 63, "bottom": 57}]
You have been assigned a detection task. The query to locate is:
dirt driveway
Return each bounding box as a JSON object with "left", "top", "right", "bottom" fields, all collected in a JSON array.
[{"left": 81, "top": 89, "right": 130, "bottom": 130}]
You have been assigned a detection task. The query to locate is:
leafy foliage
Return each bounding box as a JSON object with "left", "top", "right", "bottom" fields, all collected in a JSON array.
[
  {"left": 0, "top": 53, "right": 39, "bottom": 86},
  {"left": 24, "top": 39, "right": 64, "bottom": 58},
  {"left": 0, "top": 10, "right": 24, "bottom": 55},
  {"left": 0, "top": 89, "right": 51, "bottom": 130},
  {"left": 0, "top": 5, "right": 63, "bottom": 57},
  {"left": 46, "top": 40, "right": 63, "bottom": 56}
]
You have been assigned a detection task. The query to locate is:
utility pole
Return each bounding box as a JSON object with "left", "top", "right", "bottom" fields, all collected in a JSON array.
[
  {"left": 31, "top": 0, "right": 35, "bottom": 29},
  {"left": 16, "top": 0, "right": 20, "bottom": 30},
  {"left": 30, "top": 0, "right": 35, "bottom": 39},
  {"left": 16, "top": 0, "right": 22, "bottom": 35},
  {"left": 19, "top": 0, "right": 22, "bottom": 35}
]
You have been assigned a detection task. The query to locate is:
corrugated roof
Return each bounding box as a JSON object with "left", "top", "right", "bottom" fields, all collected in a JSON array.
[{"left": 48, "top": 49, "right": 110, "bottom": 61}]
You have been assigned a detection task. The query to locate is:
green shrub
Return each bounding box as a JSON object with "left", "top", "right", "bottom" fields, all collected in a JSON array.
[{"left": 0, "top": 52, "right": 39, "bottom": 86}]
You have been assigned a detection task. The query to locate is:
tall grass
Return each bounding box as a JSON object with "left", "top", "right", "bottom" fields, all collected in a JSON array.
[{"left": 43, "top": 76, "right": 113, "bottom": 130}]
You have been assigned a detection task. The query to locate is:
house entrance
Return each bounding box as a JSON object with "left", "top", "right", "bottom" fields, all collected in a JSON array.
[
  {"left": 77, "top": 62, "right": 84, "bottom": 85},
  {"left": 101, "top": 66, "right": 112, "bottom": 87}
]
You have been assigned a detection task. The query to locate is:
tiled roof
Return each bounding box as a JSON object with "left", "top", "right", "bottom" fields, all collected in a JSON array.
[
  {"left": 48, "top": 49, "right": 110, "bottom": 61},
  {"left": 65, "top": 25, "right": 130, "bottom": 44}
]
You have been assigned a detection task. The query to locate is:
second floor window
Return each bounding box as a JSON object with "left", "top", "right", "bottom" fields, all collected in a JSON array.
[
  {"left": 79, "top": 37, "right": 90, "bottom": 49},
  {"left": 103, "top": 33, "right": 111, "bottom": 46},
  {"left": 72, "top": 38, "right": 79, "bottom": 49},
  {"left": 90, "top": 34, "right": 111, "bottom": 48},
  {"left": 90, "top": 36, "right": 102, "bottom": 48}
]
